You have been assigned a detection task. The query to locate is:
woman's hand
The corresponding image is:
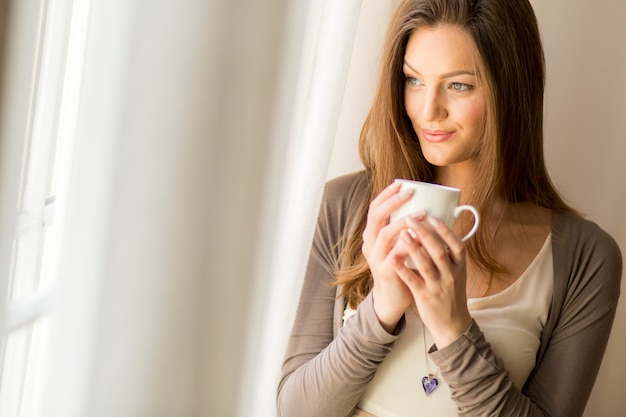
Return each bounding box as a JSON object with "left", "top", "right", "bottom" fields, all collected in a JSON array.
[
  {"left": 390, "top": 214, "right": 473, "bottom": 348},
  {"left": 362, "top": 182, "right": 415, "bottom": 333}
]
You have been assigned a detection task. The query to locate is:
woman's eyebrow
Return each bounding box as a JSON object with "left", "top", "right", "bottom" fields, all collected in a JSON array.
[
  {"left": 403, "top": 60, "right": 419, "bottom": 74},
  {"left": 403, "top": 60, "right": 476, "bottom": 78}
]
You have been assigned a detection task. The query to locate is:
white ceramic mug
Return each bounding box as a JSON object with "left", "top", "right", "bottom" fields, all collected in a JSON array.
[{"left": 390, "top": 179, "right": 480, "bottom": 269}]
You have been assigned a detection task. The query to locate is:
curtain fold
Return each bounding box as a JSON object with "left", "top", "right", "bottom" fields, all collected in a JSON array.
[{"left": 234, "top": 0, "right": 365, "bottom": 415}]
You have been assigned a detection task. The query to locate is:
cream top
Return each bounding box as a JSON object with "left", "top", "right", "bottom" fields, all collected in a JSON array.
[{"left": 344, "top": 234, "right": 553, "bottom": 417}]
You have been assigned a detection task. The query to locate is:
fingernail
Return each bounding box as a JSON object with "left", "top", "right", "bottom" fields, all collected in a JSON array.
[
  {"left": 427, "top": 215, "right": 442, "bottom": 228},
  {"left": 401, "top": 229, "right": 416, "bottom": 244},
  {"left": 409, "top": 210, "right": 427, "bottom": 220},
  {"left": 406, "top": 217, "right": 421, "bottom": 230},
  {"left": 399, "top": 188, "right": 413, "bottom": 198}
]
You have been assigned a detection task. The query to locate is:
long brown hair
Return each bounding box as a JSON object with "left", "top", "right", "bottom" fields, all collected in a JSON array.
[{"left": 335, "top": 0, "right": 574, "bottom": 308}]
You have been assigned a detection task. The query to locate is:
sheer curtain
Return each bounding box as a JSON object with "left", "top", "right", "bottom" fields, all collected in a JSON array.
[
  {"left": 234, "top": 0, "right": 368, "bottom": 415},
  {"left": 0, "top": 0, "right": 374, "bottom": 416}
]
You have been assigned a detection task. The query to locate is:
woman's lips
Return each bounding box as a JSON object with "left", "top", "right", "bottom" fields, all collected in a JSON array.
[{"left": 422, "top": 129, "right": 455, "bottom": 142}]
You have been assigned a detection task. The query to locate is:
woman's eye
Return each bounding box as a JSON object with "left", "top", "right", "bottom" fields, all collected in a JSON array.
[
  {"left": 405, "top": 76, "right": 421, "bottom": 87},
  {"left": 450, "top": 82, "right": 473, "bottom": 92}
]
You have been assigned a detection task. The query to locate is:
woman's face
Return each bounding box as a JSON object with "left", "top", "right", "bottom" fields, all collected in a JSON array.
[{"left": 403, "top": 24, "right": 488, "bottom": 170}]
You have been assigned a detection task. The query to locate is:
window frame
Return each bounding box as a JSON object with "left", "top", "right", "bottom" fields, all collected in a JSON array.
[{"left": 0, "top": 0, "right": 92, "bottom": 415}]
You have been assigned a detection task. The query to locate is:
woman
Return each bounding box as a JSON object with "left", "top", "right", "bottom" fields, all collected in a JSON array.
[{"left": 277, "top": 0, "right": 622, "bottom": 416}]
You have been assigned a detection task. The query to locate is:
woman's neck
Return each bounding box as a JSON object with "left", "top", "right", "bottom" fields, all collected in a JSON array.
[{"left": 434, "top": 163, "right": 477, "bottom": 201}]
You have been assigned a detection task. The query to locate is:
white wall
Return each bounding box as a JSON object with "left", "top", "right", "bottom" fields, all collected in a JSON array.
[
  {"left": 326, "top": 0, "right": 402, "bottom": 180},
  {"left": 535, "top": 2, "right": 626, "bottom": 416},
  {"left": 328, "top": 1, "right": 626, "bottom": 416}
]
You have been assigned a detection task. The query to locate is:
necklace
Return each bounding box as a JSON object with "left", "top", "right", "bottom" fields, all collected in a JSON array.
[
  {"left": 421, "top": 326, "right": 439, "bottom": 396},
  {"left": 420, "top": 206, "right": 506, "bottom": 396}
]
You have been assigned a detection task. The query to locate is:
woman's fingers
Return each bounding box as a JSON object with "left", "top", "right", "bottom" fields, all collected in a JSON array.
[
  {"left": 369, "top": 181, "right": 401, "bottom": 208},
  {"left": 390, "top": 214, "right": 472, "bottom": 349},
  {"left": 363, "top": 182, "right": 413, "bottom": 256},
  {"left": 390, "top": 246, "right": 425, "bottom": 291},
  {"left": 404, "top": 215, "right": 447, "bottom": 278},
  {"left": 401, "top": 214, "right": 467, "bottom": 282},
  {"left": 425, "top": 216, "right": 466, "bottom": 265},
  {"left": 367, "top": 183, "right": 413, "bottom": 226},
  {"left": 363, "top": 183, "right": 420, "bottom": 330}
]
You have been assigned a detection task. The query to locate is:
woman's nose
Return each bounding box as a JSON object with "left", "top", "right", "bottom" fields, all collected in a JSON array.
[{"left": 422, "top": 88, "right": 447, "bottom": 121}]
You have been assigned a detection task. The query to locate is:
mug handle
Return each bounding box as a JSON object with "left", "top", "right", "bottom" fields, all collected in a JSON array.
[{"left": 453, "top": 205, "right": 480, "bottom": 242}]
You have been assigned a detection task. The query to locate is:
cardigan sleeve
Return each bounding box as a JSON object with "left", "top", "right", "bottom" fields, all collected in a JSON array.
[
  {"left": 430, "top": 320, "right": 542, "bottom": 416},
  {"left": 523, "top": 215, "right": 622, "bottom": 417},
  {"left": 429, "top": 214, "right": 622, "bottom": 417},
  {"left": 277, "top": 172, "right": 404, "bottom": 417}
]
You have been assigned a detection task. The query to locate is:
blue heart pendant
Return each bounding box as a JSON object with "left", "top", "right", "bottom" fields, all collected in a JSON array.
[{"left": 422, "top": 374, "right": 439, "bottom": 396}]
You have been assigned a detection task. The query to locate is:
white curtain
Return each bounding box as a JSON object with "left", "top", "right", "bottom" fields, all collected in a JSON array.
[
  {"left": 235, "top": 0, "right": 366, "bottom": 415},
  {"left": 17, "top": 0, "right": 367, "bottom": 416}
]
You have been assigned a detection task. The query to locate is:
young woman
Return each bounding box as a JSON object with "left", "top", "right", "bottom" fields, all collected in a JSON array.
[{"left": 277, "top": 0, "right": 622, "bottom": 416}]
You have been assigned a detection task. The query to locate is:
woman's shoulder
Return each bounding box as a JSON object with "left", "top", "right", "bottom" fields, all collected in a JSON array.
[
  {"left": 552, "top": 210, "right": 622, "bottom": 288},
  {"left": 323, "top": 170, "right": 369, "bottom": 198},
  {"left": 320, "top": 170, "right": 370, "bottom": 212},
  {"left": 315, "top": 171, "right": 370, "bottom": 238},
  {"left": 553, "top": 211, "right": 621, "bottom": 254}
]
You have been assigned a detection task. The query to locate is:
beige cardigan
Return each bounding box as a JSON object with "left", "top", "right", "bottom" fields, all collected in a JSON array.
[{"left": 278, "top": 171, "right": 622, "bottom": 417}]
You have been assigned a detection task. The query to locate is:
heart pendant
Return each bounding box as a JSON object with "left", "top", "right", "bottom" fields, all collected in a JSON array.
[{"left": 422, "top": 374, "right": 439, "bottom": 396}]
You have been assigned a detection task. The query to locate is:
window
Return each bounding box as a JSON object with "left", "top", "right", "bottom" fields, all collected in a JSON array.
[{"left": 0, "top": 0, "right": 91, "bottom": 415}]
